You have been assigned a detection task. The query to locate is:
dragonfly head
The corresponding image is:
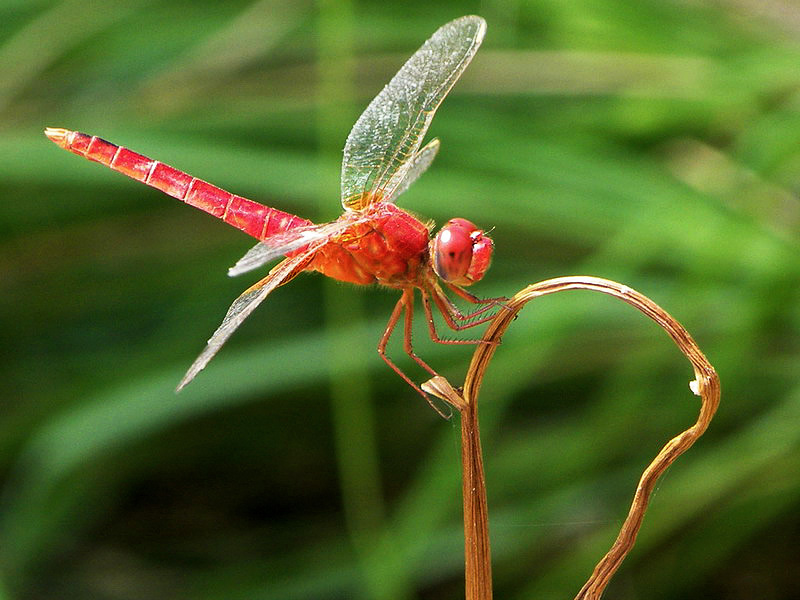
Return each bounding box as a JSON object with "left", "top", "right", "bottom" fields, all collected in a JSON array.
[{"left": 431, "top": 218, "right": 493, "bottom": 286}]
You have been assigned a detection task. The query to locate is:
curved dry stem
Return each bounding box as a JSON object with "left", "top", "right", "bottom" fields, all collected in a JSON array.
[{"left": 424, "top": 275, "right": 720, "bottom": 600}]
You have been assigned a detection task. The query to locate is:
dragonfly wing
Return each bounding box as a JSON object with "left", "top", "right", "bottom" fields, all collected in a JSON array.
[
  {"left": 386, "top": 138, "right": 440, "bottom": 201},
  {"left": 228, "top": 220, "right": 350, "bottom": 277},
  {"left": 228, "top": 241, "right": 301, "bottom": 277},
  {"left": 177, "top": 251, "right": 315, "bottom": 391},
  {"left": 341, "top": 16, "right": 486, "bottom": 211}
]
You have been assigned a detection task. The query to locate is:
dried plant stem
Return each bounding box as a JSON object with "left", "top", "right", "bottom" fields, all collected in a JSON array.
[
  {"left": 461, "top": 401, "right": 492, "bottom": 600},
  {"left": 424, "top": 275, "right": 720, "bottom": 600}
]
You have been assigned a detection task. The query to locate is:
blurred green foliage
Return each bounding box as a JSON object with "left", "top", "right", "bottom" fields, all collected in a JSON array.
[{"left": 2, "top": 0, "right": 799, "bottom": 598}]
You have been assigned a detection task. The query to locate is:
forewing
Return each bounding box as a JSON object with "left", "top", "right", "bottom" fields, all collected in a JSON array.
[
  {"left": 177, "top": 252, "right": 314, "bottom": 391},
  {"left": 228, "top": 220, "right": 350, "bottom": 277},
  {"left": 341, "top": 16, "right": 485, "bottom": 211}
]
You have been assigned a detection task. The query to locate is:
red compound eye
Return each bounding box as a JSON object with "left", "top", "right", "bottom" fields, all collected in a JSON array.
[{"left": 431, "top": 218, "right": 493, "bottom": 285}]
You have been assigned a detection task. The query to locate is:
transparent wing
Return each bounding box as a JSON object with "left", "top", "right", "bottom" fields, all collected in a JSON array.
[
  {"left": 176, "top": 251, "right": 315, "bottom": 391},
  {"left": 341, "top": 15, "right": 485, "bottom": 211},
  {"left": 228, "top": 220, "right": 351, "bottom": 277},
  {"left": 387, "top": 138, "right": 440, "bottom": 200}
]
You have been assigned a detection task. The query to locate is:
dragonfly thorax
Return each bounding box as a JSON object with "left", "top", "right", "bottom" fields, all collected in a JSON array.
[
  {"left": 308, "top": 204, "right": 431, "bottom": 287},
  {"left": 431, "top": 218, "right": 493, "bottom": 286}
]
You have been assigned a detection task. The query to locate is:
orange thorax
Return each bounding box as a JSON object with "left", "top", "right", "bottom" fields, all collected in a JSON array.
[{"left": 309, "top": 204, "right": 431, "bottom": 286}]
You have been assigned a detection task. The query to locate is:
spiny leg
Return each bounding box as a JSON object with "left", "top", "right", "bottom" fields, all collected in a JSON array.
[
  {"left": 378, "top": 289, "right": 449, "bottom": 418},
  {"left": 433, "top": 282, "right": 497, "bottom": 324},
  {"left": 427, "top": 283, "right": 500, "bottom": 334},
  {"left": 442, "top": 281, "right": 509, "bottom": 320},
  {"left": 401, "top": 288, "right": 437, "bottom": 376}
]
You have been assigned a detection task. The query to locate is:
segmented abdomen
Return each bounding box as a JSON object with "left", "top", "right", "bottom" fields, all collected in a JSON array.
[{"left": 45, "top": 128, "right": 311, "bottom": 241}]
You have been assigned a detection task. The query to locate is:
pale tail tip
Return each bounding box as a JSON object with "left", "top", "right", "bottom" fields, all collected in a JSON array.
[
  {"left": 175, "top": 365, "right": 202, "bottom": 393},
  {"left": 175, "top": 375, "right": 192, "bottom": 394},
  {"left": 44, "top": 127, "right": 71, "bottom": 146}
]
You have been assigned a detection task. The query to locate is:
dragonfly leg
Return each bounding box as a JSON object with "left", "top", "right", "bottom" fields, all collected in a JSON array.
[
  {"left": 426, "top": 283, "right": 499, "bottom": 335},
  {"left": 433, "top": 283, "right": 496, "bottom": 324},
  {"left": 398, "top": 288, "right": 437, "bottom": 376},
  {"left": 378, "top": 289, "right": 450, "bottom": 418},
  {"left": 442, "top": 281, "right": 510, "bottom": 321}
]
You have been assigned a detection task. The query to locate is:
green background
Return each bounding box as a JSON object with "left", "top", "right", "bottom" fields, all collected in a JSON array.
[{"left": 2, "top": 0, "right": 799, "bottom": 598}]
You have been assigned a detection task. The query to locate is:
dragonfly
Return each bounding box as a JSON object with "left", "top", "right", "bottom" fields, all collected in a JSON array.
[{"left": 45, "top": 15, "right": 501, "bottom": 413}]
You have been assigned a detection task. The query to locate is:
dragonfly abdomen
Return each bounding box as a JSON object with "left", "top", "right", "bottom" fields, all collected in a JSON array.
[{"left": 44, "top": 128, "right": 310, "bottom": 240}]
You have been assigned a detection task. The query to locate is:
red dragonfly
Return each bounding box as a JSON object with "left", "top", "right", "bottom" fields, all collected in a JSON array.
[{"left": 45, "top": 16, "right": 500, "bottom": 412}]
